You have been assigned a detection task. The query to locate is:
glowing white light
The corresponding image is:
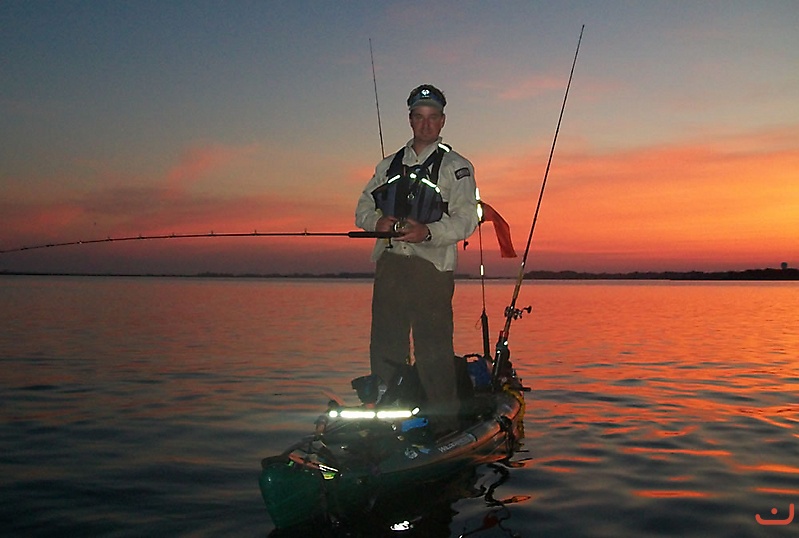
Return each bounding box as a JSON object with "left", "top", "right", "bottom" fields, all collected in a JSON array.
[
  {"left": 376, "top": 409, "right": 413, "bottom": 419},
  {"left": 391, "top": 520, "right": 412, "bottom": 531},
  {"left": 327, "top": 407, "right": 420, "bottom": 421},
  {"left": 340, "top": 409, "right": 376, "bottom": 419}
]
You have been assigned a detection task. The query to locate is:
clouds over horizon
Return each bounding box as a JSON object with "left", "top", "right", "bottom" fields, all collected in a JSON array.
[
  {"left": 464, "top": 122, "right": 799, "bottom": 270},
  {"left": 2, "top": 2, "right": 797, "bottom": 274},
  {"left": 3, "top": 121, "right": 796, "bottom": 273}
]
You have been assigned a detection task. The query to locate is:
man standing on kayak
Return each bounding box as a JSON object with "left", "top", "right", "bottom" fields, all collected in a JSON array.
[{"left": 355, "top": 84, "right": 479, "bottom": 433}]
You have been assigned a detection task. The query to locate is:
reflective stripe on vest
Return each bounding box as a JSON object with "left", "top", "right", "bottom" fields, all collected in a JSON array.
[{"left": 371, "top": 144, "right": 450, "bottom": 224}]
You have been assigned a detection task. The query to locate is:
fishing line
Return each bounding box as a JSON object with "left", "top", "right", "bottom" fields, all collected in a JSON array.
[{"left": 492, "top": 25, "right": 585, "bottom": 385}]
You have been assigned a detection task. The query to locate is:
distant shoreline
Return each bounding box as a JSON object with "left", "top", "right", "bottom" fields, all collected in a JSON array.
[
  {"left": 2, "top": 267, "right": 798, "bottom": 281},
  {"left": 522, "top": 267, "right": 799, "bottom": 281}
]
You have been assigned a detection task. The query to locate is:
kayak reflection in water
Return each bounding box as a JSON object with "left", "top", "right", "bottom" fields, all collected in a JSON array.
[{"left": 266, "top": 461, "right": 527, "bottom": 538}]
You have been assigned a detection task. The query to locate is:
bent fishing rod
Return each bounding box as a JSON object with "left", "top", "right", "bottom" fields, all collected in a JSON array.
[
  {"left": 1, "top": 40, "right": 392, "bottom": 258},
  {"left": 492, "top": 25, "right": 585, "bottom": 387},
  {"left": 0, "top": 230, "right": 398, "bottom": 255}
]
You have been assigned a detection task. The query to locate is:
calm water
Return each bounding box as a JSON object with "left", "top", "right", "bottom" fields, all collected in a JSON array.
[{"left": 1, "top": 276, "right": 798, "bottom": 537}]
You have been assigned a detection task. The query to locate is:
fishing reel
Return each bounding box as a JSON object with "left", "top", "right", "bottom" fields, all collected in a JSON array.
[
  {"left": 504, "top": 305, "right": 532, "bottom": 320},
  {"left": 392, "top": 219, "right": 410, "bottom": 234}
]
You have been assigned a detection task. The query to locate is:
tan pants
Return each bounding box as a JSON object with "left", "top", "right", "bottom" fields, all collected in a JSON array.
[{"left": 370, "top": 252, "right": 458, "bottom": 423}]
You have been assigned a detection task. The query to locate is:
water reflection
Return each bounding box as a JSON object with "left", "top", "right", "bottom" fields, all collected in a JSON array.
[
  {"left": 3, "top": 277, "right": 799, "bottom": 537},
  {"left": 266, "top": 461, "right": 528, "bottom": 538}
]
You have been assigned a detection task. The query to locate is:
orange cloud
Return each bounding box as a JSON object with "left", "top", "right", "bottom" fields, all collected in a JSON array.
[{"left": 472, "top": 125, "right": 799, "bottom": 270}]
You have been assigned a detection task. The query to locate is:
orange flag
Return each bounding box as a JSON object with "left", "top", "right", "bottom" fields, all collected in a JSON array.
[{"left": 480, "top": 201, "right": 517, "bottom": 258}]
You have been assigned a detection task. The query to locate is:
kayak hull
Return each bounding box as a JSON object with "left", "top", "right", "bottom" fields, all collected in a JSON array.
[{"left": 259, "top": 385, "right": 525, "bottom": 529}]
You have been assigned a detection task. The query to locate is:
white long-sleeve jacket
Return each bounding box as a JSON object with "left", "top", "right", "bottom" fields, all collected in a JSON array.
[{"left": 355, "top": 137, "right": 479, "bottom": 272}]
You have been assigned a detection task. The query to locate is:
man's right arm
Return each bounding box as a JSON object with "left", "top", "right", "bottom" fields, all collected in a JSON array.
[{"left": 355, "top": 154, "right": 395, "bottom": 232}]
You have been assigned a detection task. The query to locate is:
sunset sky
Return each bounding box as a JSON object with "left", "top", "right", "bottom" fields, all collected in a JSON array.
[{"left": 2, "top": 1, "right": 797, "bottom": 276}]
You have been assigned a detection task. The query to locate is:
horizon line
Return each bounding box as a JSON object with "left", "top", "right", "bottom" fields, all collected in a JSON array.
[{"left": 2, "top": 266, "right": 797, "bottom": 281}]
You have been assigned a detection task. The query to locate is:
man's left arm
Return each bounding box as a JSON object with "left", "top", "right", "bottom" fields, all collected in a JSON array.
[{"left": 425, "top": 158, "right": 479, "bottom": 246}]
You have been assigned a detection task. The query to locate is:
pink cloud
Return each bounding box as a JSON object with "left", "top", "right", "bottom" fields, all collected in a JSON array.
[
  {"left": 0, "top": 202, "right": 84, "bottom": 239},
  {"left": 164, "top": 143, "right": 258, "bottom": 196},
  {"left": 496, "top": 75, "right": 569, "bottom": 101}
]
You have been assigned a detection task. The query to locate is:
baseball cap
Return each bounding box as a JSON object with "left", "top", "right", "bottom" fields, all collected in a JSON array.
[{"left": 407, "top": 84, "right": 446, "bottom": 111}]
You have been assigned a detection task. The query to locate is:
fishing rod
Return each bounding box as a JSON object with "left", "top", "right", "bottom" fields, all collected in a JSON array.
[
  {"left": 475, "top": 197, "right": 492, "bottom": 360},
  {"left": 491, "top": 25, "right": 585, "bottom": 387},
  {"left": 369, "top": 38, "right": 385, "bottom": 159},
  {"left": 1, "top": 42, "right": 389, "bottom": 260},
  {"left": 4, "top": 42, "right": 392, "bottom": 259},
  {"left": 2, "top": 42, "right": 392, "bottom": 259},
  {"left": 0, "top": 230, "right": 397, "bottom": 255}
]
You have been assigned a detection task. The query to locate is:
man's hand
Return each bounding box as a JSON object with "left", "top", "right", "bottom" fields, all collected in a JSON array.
[
  {"left": 375, "top": 216, "right": 398, "bottom": 233},
  {"left": 395, "top": 218, "right": 429, "bottom": 243}
]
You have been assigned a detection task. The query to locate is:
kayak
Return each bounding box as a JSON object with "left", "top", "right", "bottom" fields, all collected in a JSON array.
[{"left": 259, "top": 356, "right": 526, "bottom": 530}]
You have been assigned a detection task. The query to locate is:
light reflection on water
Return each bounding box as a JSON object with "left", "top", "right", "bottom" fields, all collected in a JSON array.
[{"left": 1, "top": 276, "right": 798, "bottom": 537}]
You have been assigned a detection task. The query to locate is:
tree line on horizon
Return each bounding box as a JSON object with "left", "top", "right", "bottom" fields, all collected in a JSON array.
[{"left": 522, "top": 266, "right": 798, "bottom": 281}]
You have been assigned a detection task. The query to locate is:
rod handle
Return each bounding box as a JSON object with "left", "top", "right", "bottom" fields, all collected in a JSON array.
[{"left": 347, "top": 231, "right": 400, "bottom": 239}]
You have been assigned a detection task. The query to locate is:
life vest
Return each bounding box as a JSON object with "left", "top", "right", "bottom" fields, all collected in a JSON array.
[{"left": 371, "top": 144, "right": 450, "bottom": 224}]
